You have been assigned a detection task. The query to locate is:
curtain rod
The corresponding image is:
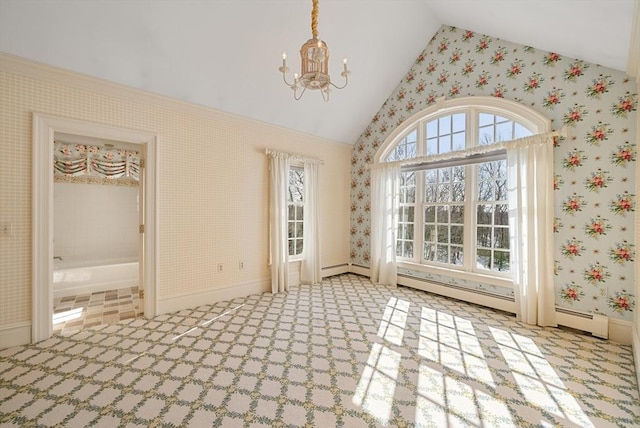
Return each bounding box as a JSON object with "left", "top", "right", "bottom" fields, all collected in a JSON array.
[{"left": 265, "top": 149, "right": 324, "bottom": 165}]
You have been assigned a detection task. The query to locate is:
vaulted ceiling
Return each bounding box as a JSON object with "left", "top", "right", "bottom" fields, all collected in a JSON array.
[{"left": 0, "top": 0, "right": 637, "bottom": 144}]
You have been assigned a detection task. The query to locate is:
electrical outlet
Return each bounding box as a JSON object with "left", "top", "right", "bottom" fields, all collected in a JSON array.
[
  {"left": 218, "top": 264, "right": 223, "bottom": 272},
  {"left": 1, "top": 223, "right": 11, "bottom": 237},
  {"left": 239, "top": 261, "right": 244, "bottom": 270}
]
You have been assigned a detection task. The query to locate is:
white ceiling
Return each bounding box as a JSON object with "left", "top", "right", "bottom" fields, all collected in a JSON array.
[{"left": 0, "top": 0, "right": 636, "bottom": 144}]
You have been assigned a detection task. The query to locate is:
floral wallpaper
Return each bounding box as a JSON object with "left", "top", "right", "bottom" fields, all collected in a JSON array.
[{"left": 349, "top": 26, "right": 638, "bottom": 322}]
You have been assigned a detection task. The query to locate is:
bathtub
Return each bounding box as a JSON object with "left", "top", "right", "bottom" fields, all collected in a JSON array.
[{"left": 53, "top": 258, "right": 139, "bottom": 298}]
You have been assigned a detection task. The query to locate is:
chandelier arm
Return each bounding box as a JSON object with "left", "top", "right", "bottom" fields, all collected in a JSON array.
[
  {"left": 294, "top": 86, "right": 307, "bottom": 101},
  {"left": 329, "top": 75, "right": 349, "bottom": 90},
  {"left": 281, "top": 72, "right": 297, "bottom": 88}
]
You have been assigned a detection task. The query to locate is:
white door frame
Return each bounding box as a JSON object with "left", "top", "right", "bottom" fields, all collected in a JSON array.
[{"left": 32, "top": 113, "right": 158, "bottom": 343}]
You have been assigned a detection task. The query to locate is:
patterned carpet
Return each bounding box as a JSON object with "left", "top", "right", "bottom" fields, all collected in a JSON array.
[{"left": 1, "top": 274, "right": 638, "bottom": 427}]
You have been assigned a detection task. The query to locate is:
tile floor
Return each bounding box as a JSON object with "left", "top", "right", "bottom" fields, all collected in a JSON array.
[{"left": 52, "top": 286, "right": 143, "bottom": 336}]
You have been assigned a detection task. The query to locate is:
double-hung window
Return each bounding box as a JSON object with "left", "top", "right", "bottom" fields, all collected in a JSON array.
[
  {"left": 288, "top": 166, "right": 304, "bottom": 257},
  {"left": 380, "top": 99, "right": 544, "bottom": 282}
]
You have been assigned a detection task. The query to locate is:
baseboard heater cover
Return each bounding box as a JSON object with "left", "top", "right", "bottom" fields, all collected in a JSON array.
[
  {"left": 555, "top": 307, "right": 609, "bottom": 339},
  {"left": 397, "top": 273, "right": 515, "bottom": 301}
]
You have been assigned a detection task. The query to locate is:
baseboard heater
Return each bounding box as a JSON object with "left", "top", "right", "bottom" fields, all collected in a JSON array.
[
  {"left": 555, "top": 307, "right": 609, "bottom": 339},
  {"left": 395, "top": 273, "right": 610, "bottom": 340}
]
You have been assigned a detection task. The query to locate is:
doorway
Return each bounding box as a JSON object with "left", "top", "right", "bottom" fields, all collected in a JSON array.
[
  {"left": 33, "top": 114, "right": 157, "bottom": 343},
  {"left": 52, "top": 134, "right": 143, "bottom": 335}
]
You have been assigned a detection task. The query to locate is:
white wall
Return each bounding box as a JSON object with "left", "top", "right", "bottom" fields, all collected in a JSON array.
[{"left": 53, "top": 182, "right": 138, "bottom": 264}]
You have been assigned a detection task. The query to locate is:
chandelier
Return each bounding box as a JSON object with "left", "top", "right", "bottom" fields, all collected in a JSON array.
[{"left": 279, "top": 0, "right": 350, "bottom": 101}]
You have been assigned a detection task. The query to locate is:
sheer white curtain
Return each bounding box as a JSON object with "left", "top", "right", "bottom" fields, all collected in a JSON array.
[
  {"left": 506, "top": 134, "right": 557, "bottom": 327},
  {"left": 268, "top": 154, "right": 290, "bottom": 293},
  {"left": 300, "top": 162, "right": 321, "bottom": 284},
  {"left": 370, "top": 164, "right": 401, "bottom": 285}
]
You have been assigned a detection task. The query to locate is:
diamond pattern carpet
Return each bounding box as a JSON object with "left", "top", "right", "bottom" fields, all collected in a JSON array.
[{"left": 1, "top": 274, "right": 638, "bottom": 427}]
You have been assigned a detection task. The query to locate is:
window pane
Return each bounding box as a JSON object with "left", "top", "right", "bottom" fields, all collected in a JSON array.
[
  {"left": 514, "top": 123, "right": 532, "bottom": 139},
  {"left": 495, "top": 179, "right": 507, "bottom": 200},
  {"left": 427, "top": 138, "right": 438, "bottom": 155},
  {"left": 437, "top": 245, "right": 449, "bottom": 263},
  {"left": 476, "top": 249, "right": 491, "bottom": 270},
  {"left": 451, "top": 206, "right": 464, "bottom": 224},
  {"left": 494, "top": 251, "right": 510, "bottom": 272},
  {"left": 424, "top": 242, "right": 435, "bottom": 261},
  {"left": 477, "top": 227, "right": 492, "bottom": 248},
  {"left": 425, "top": 170, "right": 437, "bottom": 184},
  {"left": 288, "top": 222, "right": 294, "bottom": 238},
  {"left": 297, "top": 206, "right": 303, "bottom": 219},
  {"left": 452, "top": 132, "right": 465, "bottom": 151},
  {"left": 453, "top": 166, "right": 465, "bottom": 182},
  {"left": 424, "top": 225, "right": 435, "bottom": 242},
  {"left": 439, "top": 116, "right": 451, "bottom": 134},
  {"left": 494, "top": 227, "right": 509, "bottom": 249},
  {"left": 404, "top": 241, "right": 414, "bottom": 258},
  {"left": 426, "top": 120, "right": 438, "bottom": 137},
  {"left": 296, "top": 222, "right": 303, "bottom": 237},
  {"left": 439, "top": 168, "right": 451, "bottom": 182},
  {"left": 495, "top": 121, "right": 512, "bottom": 142},
  {"left": 495, "top": 204, "right": 509, "bottom": 225},
  {"left": 425, "top": 186, "right": 437, "bottom": 203},
  {"left": 406, "top": 186, "right": 416, "bottom": 203},
  {"left": 477, "top": 205, "right": 492, "bottom": 225},
  {"left": 478, "top": 126, "right": 494, "bottom": 145},
  {"left": 439, "top": 135, "right": 452, "bottom": 153},
  {"left": 437, "top": 226, "right": 449, "bottom": 243},
  {"left": 479, "top": 113, "right": 493, "bottom": 126},
  {"left": 396, "top": 241, "right": 403, "bottom": 256},
  {"left": 288, "top": 205, "right": 295, "bottom": 221},
  {"left": 451, "top": 246, "right": 463, "bottom": 265},
  {"left": 436, "top": 185, "right": 449, "bottom": 202},
  {"left": 406, "top": 224, "right": 414, "bottom": 240},
  {"left": 478, "top": 181, "right": 493, "bottom": 201},
  {"left": 436, "top": 206, "right": 449, "bottom": 222},
  {"left": 425, "top": 206, "right": 435, "bottom": 222},
  {"left": 452, "top": 113, "right": 466, "bottom": 132},
  {"left": 452, "top": 182, "right": 465, "bottom": 201},
  {"left": 407, "top": 206, "right": 415, "bottom": 222},
  {"left": 451, "top": 226, "right": 463, "bottom": 245}
]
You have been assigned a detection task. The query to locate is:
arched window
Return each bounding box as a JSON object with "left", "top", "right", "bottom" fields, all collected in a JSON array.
[{"left": 376, "top": 96, "right": 550, "bottom": 282}]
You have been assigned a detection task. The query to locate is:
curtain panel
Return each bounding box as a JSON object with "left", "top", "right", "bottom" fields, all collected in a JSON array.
[
  {"left": 266, "top": 149, "right": 323, "bottom": 292},
  {"left": 300, "top": 162, "right": 322, "bottom": 285},
  {"left": 370, "top": 163, "right": 401, "bottom": 285},
  {"left": 268, "top": 153, "right": 290, "bottom": 293},
  {"left": 507, "top": 134, "right": 557, "bottom": 326}
]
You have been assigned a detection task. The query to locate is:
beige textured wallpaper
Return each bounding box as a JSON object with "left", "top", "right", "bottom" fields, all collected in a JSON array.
[{"left": 0, "top": 53, "right": 351, "bottom": 328}]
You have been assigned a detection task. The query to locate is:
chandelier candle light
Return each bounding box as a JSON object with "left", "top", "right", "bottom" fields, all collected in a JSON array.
[{"left": 279, "top": 0, "right": 350, "bottom": 101}]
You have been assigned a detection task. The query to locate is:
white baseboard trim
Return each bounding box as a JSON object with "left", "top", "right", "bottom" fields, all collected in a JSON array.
[
  {"left": 0, "top": 322, "right": 31, "bottom": 349},
  {"left": 348, "top": 264, "right": 371, "bottom": 277},
  {"left": 322, "top": 264, "right": 350, "bottom": 277},
  {"left": 633, "top": 326, "right": 640, "bottom": 396},
  {"left": 157, "top": 278, "right": 270, "bottom": 315}
]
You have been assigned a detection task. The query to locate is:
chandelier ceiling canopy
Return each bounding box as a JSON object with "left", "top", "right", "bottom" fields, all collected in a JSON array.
[{"left": 279, "top": 0, "right": 350, "bottom": 101}]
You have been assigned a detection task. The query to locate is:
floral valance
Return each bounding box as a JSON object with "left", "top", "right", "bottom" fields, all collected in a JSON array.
[{"left": 53, "top": 141, "right": 139, "bottom": 186}]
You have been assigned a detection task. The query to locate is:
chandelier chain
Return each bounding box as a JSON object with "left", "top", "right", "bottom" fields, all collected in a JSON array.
[{"left": 311, "top": 0, "right": 319, "bottom": 39}]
